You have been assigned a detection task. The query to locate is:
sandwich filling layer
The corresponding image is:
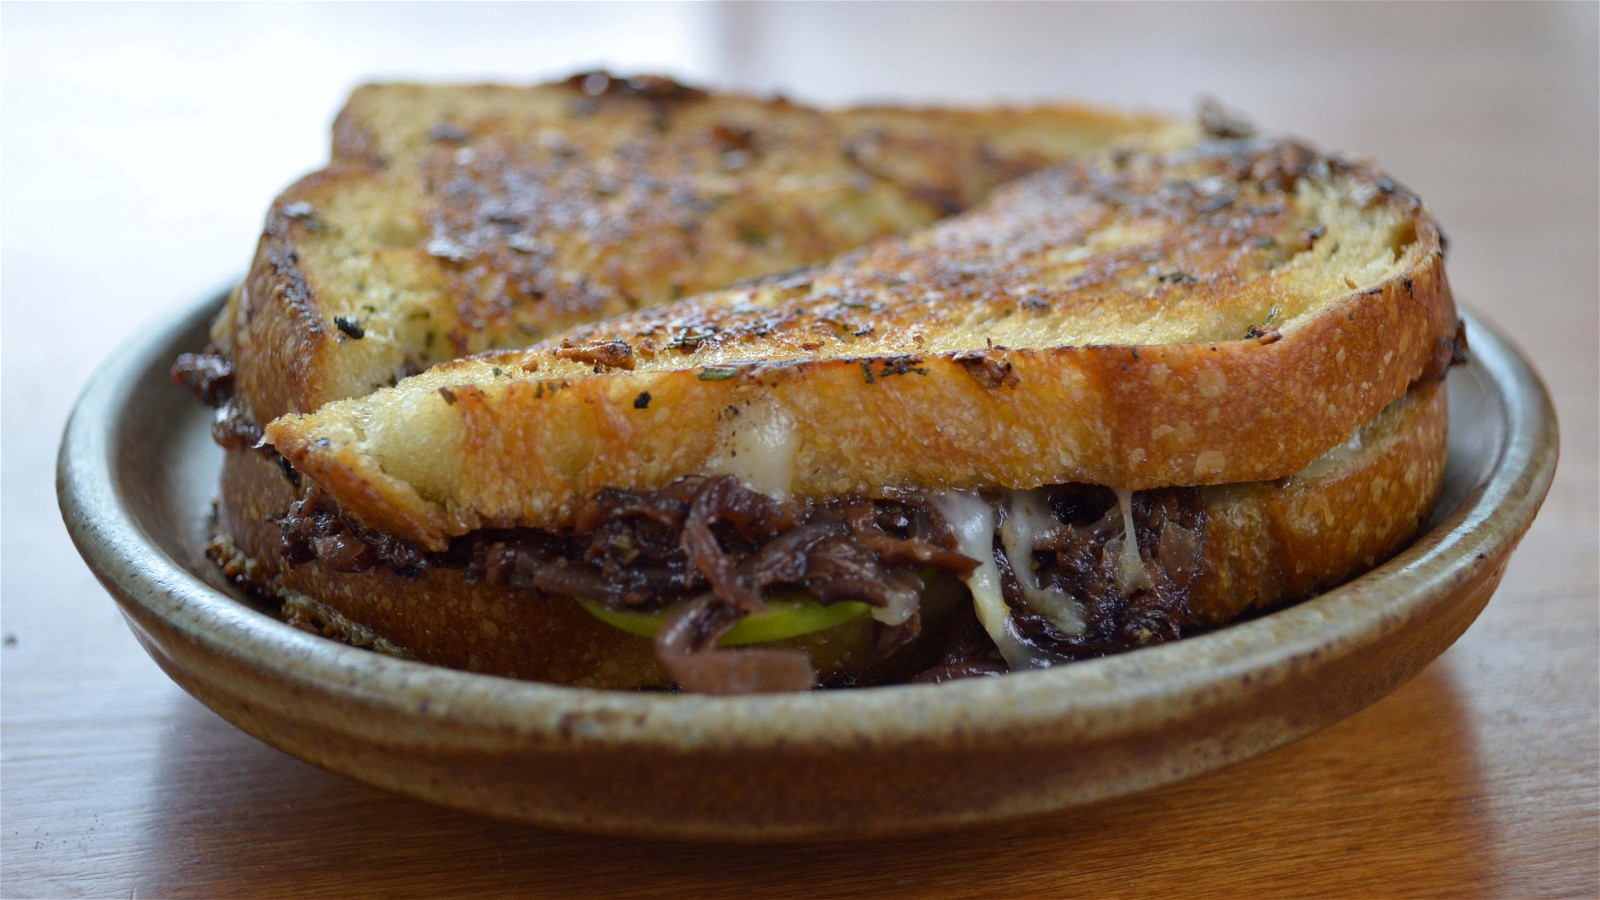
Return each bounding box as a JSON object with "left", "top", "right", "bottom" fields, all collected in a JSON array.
[{"left": 278, "top": 468, "right": 1209, "bottom": 692}]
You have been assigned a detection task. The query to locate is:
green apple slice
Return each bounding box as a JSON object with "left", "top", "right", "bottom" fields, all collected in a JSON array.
[{"left": 578, "top": 596, "right": 872, "bottom": 646}]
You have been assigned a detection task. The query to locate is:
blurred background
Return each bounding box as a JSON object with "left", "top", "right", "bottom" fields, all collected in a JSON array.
[{"left": 3, "top": 3, "right": 1596, "bottom": 893}]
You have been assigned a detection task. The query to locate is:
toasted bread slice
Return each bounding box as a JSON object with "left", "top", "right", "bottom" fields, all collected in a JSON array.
[
  {"left": 220, "top": 379, "right": 1445, "bottom": 688},
  {"left": 266, "top": 138, "right": 1456, "bottom": 550},
  {"left": 219, "top": 74, "right": 1192, "bottom": 427}
]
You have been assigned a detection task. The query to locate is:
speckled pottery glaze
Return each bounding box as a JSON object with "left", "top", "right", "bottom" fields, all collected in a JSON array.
[{"left": 59, "top": 293, "right": 1556, "bottom": 841}]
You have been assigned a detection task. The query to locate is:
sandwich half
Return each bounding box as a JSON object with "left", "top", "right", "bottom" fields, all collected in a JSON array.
[
  {"left": 186, "top": 73, "right": 1191, "bottom": 431},
  {"left": 242, "top": 129, "right": 1460, "bottom": 692}
]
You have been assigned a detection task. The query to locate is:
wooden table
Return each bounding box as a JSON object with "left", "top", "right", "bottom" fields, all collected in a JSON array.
[{"left": 4, "top": 4, "right": 1595, "bottom": 896}]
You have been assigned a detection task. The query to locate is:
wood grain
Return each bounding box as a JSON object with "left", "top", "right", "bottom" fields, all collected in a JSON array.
[{"left": 3, "top": 3, "right": 1595, "bottom": 896}]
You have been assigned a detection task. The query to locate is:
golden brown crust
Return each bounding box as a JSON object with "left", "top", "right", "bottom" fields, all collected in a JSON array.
[
  {"left": 267, "top": 141, "right": 1455, "bottom": 547},
  {"left": 1190, "top": 378, "right": 1448, "bottom": 623},
  {"left": 220, "top": 381, "right": 1446, "bottom": 688},
  {"left": 227, "top": 76, "right": 1188, "bottom": 426}
]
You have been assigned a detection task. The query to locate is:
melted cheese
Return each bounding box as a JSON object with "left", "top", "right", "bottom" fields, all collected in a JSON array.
[
  {"left": 709, "top": 399, "right": 799, "bottom": 500},
  {"left": 999, "top": 491, "right": 1086, "bottom": 635},
  {"left": 871, "top": 580, "right": 919, "bottom": 627},
  {"left": 933, "top": 483, "right": 1170, "bottom": 669},
  {"left": 1114, "top": 486, "right": 1151, "bottom": 595},
  {"left": 932, "top": 490, "right": 1053, "bottom": 670}
]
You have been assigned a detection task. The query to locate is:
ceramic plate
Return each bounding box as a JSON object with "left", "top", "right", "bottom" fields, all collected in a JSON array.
[{"left": 58, "top": 293, "right": 1556, "bottom": 840}]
